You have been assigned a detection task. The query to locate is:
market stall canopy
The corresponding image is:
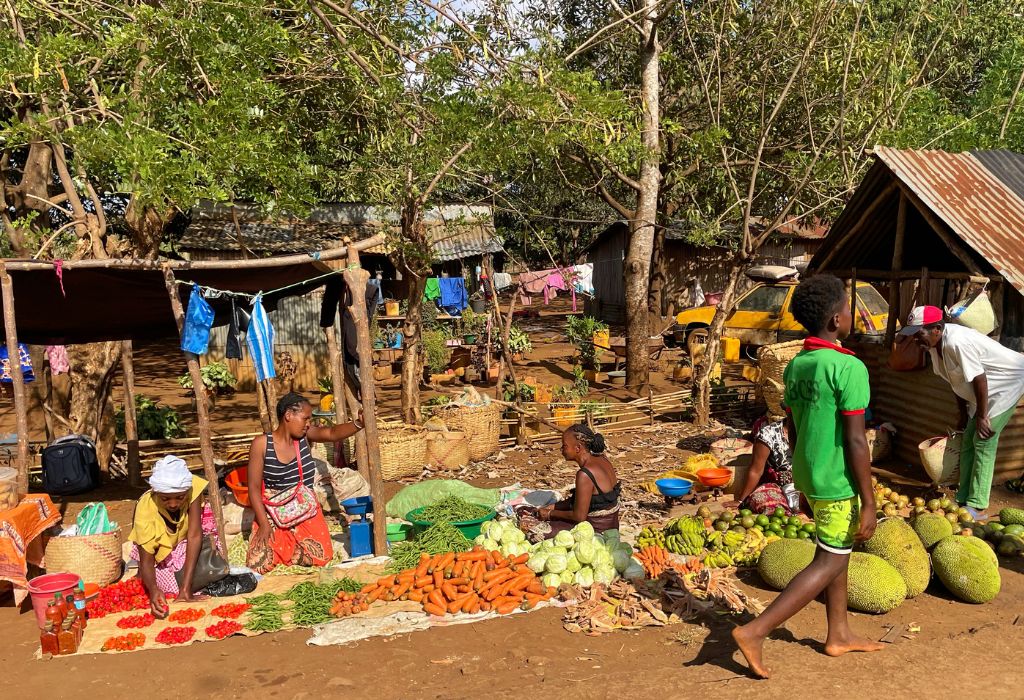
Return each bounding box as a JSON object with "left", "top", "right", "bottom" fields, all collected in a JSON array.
[{"left": 0, "top": 236, "right": 384, "bottom": 345}]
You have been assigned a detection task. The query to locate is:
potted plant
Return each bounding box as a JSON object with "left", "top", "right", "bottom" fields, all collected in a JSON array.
[
  {"left": 116, "top": 395, "right": 185, "bottom": 441},
  {"left": 579, "top": 399, "right": 611, "bottom": 426},
  {"left": 506, "top": 324, "right": 532, "bottom": 361},
  {"left": 550, "top": 365, "right": 590, "bottom": 427},
  {"left": 384, "top": 297, "right": 400, "bottom": 317},
  {"left": 503, "top": 380, "right": 540, "bottom": 438},
  {"left": 459, "top": 309, "right": 486, "bottom": 345},
  {"left": 317, "top": 376, "right": 335, "bottom": 412},
  {"left": 565, "top": 315, "right": 607, "bottom": 373},
  {"left": 422, "top": 328, "right": 453, "bottom": 383},
  {"left": 372, "top": 323, "right": 387, "bottom": 349},
  {"left": 179, "top": 361, "right": 238, "bottom": 407}
]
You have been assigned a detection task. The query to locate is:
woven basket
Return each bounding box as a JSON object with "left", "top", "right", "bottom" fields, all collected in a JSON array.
[
  {"left": 378, "top": 424, "right": 427, "bottom": 480},
  {"left": 758, "top": 339, "right": 804, "bottom": 387},
  {"left": 44, "top": 528, "right": 123, "bottom": 586},
  {"left": 866, "top": 428, "right": 893, "bottom": 463},
  {"left": 441, "top": 403, "right": 501, "bottom": 461},
  {"left": 425, "top": 431, "right": 470, "bottom": 471},
  {"left": 919, "top": 435, "right": 962, "bottom": 485},
  {"left": 710, "top": 437, "right": 753, "bottom": 466}
]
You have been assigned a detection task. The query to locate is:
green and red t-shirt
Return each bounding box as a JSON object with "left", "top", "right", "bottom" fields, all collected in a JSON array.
[{"left": 783, "top": 337, "right": 870, "bottom": 500}]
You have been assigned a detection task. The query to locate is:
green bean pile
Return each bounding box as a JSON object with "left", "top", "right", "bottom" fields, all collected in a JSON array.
[
  {"left": 245, "top": 578, "right": 368, "bottom": 631},
  {"left": 386, "top": 522, "right": 471, "bottom": 573},
  {"left": 419, "top": 496, "right": 491, "bottom": 523},
  {"left": 246, "top": 593, "right": 285, "bottom": 632}
]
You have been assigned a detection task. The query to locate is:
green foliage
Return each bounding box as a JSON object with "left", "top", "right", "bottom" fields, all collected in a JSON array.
[
  {"left": 178, "top": 361, "right": 237, "bottom": 394},
  {"left": 553, "top": 364, "right": 592, "bottom": 403},
  {"left": 317, "top": 376, "right": 333, "bottom": 394},
  {"left": 502, "top": 379, "right": 536, "bottom": 403},
  {"left": 458, "top": 309, "right": 486, "bottom": 338},
  {"left": 115, "top": 395, "right": 185, "bottom": 441},
  {"left": 507, "top": 325, "right": 533, "bottom": 356},
  {"left": 422, "top": 329, "right": 452, "bottom": 374},
  {"left": 564, "top": 316, "right": 607, "bottom": 368}
]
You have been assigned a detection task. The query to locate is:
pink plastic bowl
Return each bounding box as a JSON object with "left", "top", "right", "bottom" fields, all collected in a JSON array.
[{"left": 27, "top": 572, "right": 82, "bottom": 628}]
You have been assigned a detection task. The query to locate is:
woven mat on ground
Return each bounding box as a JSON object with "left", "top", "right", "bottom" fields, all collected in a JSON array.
[{"left": 55, "top": 557, "right": 393, "bottom": 657}]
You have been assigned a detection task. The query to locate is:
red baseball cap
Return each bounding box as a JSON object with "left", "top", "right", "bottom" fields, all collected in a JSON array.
[{"left": 897, "top": 305, "right": 944, "bottom": 335}]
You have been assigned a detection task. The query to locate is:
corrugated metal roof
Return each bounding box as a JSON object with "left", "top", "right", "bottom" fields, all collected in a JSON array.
[
  {"left": 179, "top": 202, "right": 501, "bottom": 262},
  {"left": 972, "top": 149, "right": 1024, "bottom": 203},
  {"left": 874, "top": 146, "right": 1024, "bottom": 294}
]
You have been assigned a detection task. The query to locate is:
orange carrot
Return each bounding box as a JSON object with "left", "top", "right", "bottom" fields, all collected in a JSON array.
[
  {"left": 433, "top": 568, "right": 444, "bottom": 590},
  {"left": 508, "top": 574, "right": 534, "bottom": 594},
  {"left": 415, "top": 553, "right": 431, "bottom": 577},
  {"left": 510, "top": 553, "right": 529, "bottom": 565},
  {"left": 472, "top": 563, "right": 485, "bottom": 591},
  {"left": 377, "top": 575, "right": 395, "bottom": 587},
  {"left": 435, "top": 552, "right": 455, "bottom": 572},
  {"left": 483, "top": 568, "right": 511, "bottom": 582},
  {"left": 414, "top": 576, "right": 432, "bottom": 589},
  {"left": 458, "top": 550, "right": 488, "bottom": 562},
  {"left": 359, "top": 583, "right": 377, "bottom": 594},
  {"left": 423, "top": 603, "right": 446, "bottom": 616},
  {"left": 495, "top": 600, "right": 519, "bottom": 615},
  {"left": 427, "top": 589, "right": 445, "bottom": 609},
  {"left": 467, "top": 597, "right": 481, "bottom": 615},
  {"left": 408, "top": 590, "right": 424, "bottom": 603},
  {"left": 526, "top": 581, "right": 546, "bottom": 596},
  {"left": 441, "top": 582, "right": 458, "bottom": 601},
  {"left": 367, "top": 587, "right": 384, "bottom": 603},
  {"left": 393, "top": 581, "right": 412, "bottom": 599},
  {"left": 480, "top": 601, "right": 491, "bottom": 612},
  {"left": 447, "top": 594, "right": 473, "bottom": 614},
  {"left": 447, "top": 577, "right": 470, "bottom": 586},
  {"left": 461, "top": 593, "right": 479, "bottom": 613},
  {"left": 452, "top": 560, "right": 467, "bottom": 579},
  {"left": 421, "top": 584, "right": 436, "bottom": 594}
]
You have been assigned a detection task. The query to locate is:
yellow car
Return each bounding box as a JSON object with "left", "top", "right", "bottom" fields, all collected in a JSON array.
[{"left": 673, "top": 281, "right": 889, "bottom": 347}]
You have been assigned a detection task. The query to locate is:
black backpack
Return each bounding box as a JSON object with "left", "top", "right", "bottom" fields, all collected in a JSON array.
[{"left": 41, "top": 435, "right": 100, "bottom": 496}]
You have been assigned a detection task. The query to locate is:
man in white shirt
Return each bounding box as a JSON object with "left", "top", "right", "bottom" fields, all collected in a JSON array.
[{"left": 903, "top": 306, "right": 1024, "bottom": 515}]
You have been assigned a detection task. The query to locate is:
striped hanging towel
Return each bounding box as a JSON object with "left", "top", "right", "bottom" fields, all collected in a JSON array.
[{"left": 246, "top": 294, "right": 276, "bottom": 382}]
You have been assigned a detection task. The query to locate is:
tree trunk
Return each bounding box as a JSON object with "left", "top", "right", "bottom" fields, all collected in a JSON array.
[
  {"left": 400, "top": 271, "right": 428, "bottom": 424},
  {"left": 648, "top": 225, "right": 666, "bottom": 322},
  {"left": 623, "top": 2, "right": 662, "bottom": 392},
  {"left": 692, "top": 262, "right": 745, "bottom": 426},
  {"left": 67, "top": 342, "right": 122, "bottom": 471}
]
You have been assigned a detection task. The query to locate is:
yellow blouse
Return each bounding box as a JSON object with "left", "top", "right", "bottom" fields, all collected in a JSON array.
[{"left": 128, "top": 475, "right": 208, "bottom": 562}]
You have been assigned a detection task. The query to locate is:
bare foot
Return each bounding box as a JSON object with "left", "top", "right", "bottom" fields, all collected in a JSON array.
[
  {"left": 732, "top": 625, "right": 771, "bottom": 679},
  {"left": 824, "top": 635, "right": 886, "bottom": 657}
]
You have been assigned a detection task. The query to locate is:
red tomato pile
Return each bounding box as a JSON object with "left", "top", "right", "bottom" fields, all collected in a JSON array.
[
  {"left": 86, "top": 578, "right": 153, "bottom": 618},
  {"left": 168, "top": 607, "right": 205, "bottom": 624},
  {"left": 211, "top": 603, "right": 250, "bottom": 619},
  {"left": 155, "top": 626, "right": 196, "bottom": 645},
  {"left": 205, "top": 620, "right": 243, "bottom": 640},
  {"left": 116, "top": 613, "right": 155, "bottom": 629},
  {"left": 101, "top": 633, "right": 145, "bottom": 652}
]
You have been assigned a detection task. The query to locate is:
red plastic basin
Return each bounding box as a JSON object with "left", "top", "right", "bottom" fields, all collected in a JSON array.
[{"left": 27, "top": 572, "right": 82, "bottom": 628}]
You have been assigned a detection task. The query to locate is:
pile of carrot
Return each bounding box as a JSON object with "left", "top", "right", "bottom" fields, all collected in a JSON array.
[
  {"left": 635, "top": 545, "right": 703, "bottom": 579},
  {"left": 329, "top": 591, "right": 370, "bottom": 618},
  {"left": 358, "top": 546, "right": 557, "bottom": 617}
]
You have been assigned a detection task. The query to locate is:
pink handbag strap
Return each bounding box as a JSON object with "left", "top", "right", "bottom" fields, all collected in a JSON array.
[{"left": 261, "top": 438, "right": 306, "bottom": 504}]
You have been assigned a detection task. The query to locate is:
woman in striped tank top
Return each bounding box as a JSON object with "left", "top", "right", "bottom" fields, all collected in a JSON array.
[{"left": 246, "top": 393, "right": 364, "bottom": 573}]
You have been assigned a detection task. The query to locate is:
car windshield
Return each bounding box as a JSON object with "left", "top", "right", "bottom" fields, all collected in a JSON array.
[
  {"left": 856, "top": 284, "right": 888, "bottom": 315},
  {"left": 736, "top": 285, "right": 790, "bottom": 314}
]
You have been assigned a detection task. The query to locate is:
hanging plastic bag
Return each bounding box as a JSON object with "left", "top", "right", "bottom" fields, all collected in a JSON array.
[
  {"left": 181, "top": 284, "right": 215, "bottom": 354},
  {"left": 76, "top": 502, "right": 115, "bottom": 535},
  {"left": 947, "top": 287, "right": 996, "bottom": 336}
]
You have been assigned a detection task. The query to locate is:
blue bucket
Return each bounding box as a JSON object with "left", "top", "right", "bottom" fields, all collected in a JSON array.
[{"left": 655, "top": 478, "right": 693, "bottom": 497}]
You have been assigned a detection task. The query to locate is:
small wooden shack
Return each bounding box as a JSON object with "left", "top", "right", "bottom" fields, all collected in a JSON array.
[{"left": 810, "top": 146, "right": 1024, "bottom": 478}]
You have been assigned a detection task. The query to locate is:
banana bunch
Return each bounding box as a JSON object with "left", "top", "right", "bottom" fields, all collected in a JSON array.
[
  {"left": 731, "top": 529, "right": 767, "bottom": 567},
  {"left": 637, "top": 525, "right": 667, "bottom": 549},
  {"left": 663, "top": 517, "right": 705, "bottom": 555},
  {"left": 700, "top": 549, "right": 735, "bottom": 568}
]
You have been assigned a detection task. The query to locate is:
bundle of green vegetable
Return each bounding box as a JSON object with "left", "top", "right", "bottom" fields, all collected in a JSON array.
[
  {"left": 387, "top": 522, "right": 471, "bottom": 572},
  {"left": 419, "top": 496, "right": 492, "bottom": 523},
  {"left": 478, "top": 521, "right": 642, "bottom": 589},
  {"left": 245, "top": 578, "right": 366, "bottom": 631}
]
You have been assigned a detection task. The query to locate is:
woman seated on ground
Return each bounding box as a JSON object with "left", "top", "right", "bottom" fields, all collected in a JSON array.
[
  {"left": 128, "top": 455, "right": 215, "bottom": 619},
  {"left": 246, "top": 392, "right": 364, "bottom": 574},
  {"left": 523, "top": 424, "right": 621, "bottom": 540},
  {"left": 731, "top": 411, "right": 801, "bottom": 514}
]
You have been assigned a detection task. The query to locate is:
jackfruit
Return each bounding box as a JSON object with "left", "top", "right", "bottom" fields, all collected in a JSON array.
[
  {"left": 999, "top": 507, "right": 1024, "bottom": 526},
  {"left": 756, "top": 538, "right": 815, "bottom": 589},
  {"left": 847, "top": 552, "right": 907, "bottom": 613},
  {"left": 912, "top": 513, "right": 953, "bottom": 549},
  {"left": 863, "top": 518, "right": 931, "bottom": 598},
  {"left": 932, "top": 536, "right": 1001, "bottom": 604}
]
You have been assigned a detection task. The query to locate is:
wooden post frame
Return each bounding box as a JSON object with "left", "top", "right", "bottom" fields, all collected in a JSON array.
[
  {"left": 0, "top": 263, "right": 30, "bottom": 493},
  {"left": 883, "top": 194, "right": 907, "bottom": 346},
  {"left": 161, "top": 266, "right": 228, "bottom": 555},
  {"left": 341, "top": 252, "right": 388, "bottom": 555},
  {"left": 120, "top": 340, "right": 143, "bottom": 488}
]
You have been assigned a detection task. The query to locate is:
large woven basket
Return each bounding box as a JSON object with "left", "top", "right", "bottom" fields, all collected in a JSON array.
[
  {"left": 758, "top": 339, "right": 804, "bottom": 387},
  {"left": 425, "top": 431, "right": 470, "bottom": 471},
  {"left": 378, "top": 424, "right": 427, "bottom": 480},
  {"left": 919, "top": 435, "right": 962, "bottom": 485},
  {"left": 44, "top": 528, "right": 123, "bottom": 586},
  {"left": 441, "top": 403, "right": 501, "bottom": 461},
  {"left": 866, "top": 427, "right": 893, "bottom": 463}
]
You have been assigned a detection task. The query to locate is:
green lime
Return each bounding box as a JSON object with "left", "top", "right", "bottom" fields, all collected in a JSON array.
[
  {"left": 741, "top": 516, "right": 756, "bottom": 529},
  {"left": 719, "top": 511, "right": 735, "bottom": 523},
  {"left": 769, "top": 523, "right": 783, "bottom": 534},
  {"left": 731, "top": 525, "right": 747, "bottom": 535},
  {"left": 784, "top": 526, "right": 799, "bottom": 539},
  {"left": 756, "top": 514, "right": 770, "bottom": 527},
  {"left": 740, "top": 509, "right": 753, "bottom": 518},
  {"left": 714, "top": 520, "right": 730, "bottom": 532},
  {"left": 797, "top": 529, "right": 811, "bottom": 539},
  {"left": 774, "top": 507, "right": 788, "bottom": 519},
  {"left": 802, "top": 522, "right": 816, "bottom": 534},
  {"left": 788, "top": 516, "right": 803, "bottom": 528}
]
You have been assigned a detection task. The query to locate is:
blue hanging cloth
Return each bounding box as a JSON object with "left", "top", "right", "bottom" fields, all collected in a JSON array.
[
  {"left": 246, "top": 294, "right": 276, "bottom": 382},
  {"left": 181, "top": 284, "right": 215, "bottom": 355}
]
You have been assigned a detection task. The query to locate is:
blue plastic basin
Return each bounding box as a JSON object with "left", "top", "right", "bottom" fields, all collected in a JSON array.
[
  {"left": 655, "top": 478, "right": 693, "bottom": 497},
  {"left": 341, "top": 496, "right": 374, "bottom": 516}
]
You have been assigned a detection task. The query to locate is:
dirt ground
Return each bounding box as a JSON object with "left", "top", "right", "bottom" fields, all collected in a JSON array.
[{"left": 3, "top": 306, "right": 1024, "bottom": 698}]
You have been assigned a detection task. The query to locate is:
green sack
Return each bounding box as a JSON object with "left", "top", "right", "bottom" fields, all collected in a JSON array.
[
  {"left": 386, "top": 479, "right": 500, "bottom": 519},
  {"left": 76, "top": 502, "right": 115, "bottom": 535}
]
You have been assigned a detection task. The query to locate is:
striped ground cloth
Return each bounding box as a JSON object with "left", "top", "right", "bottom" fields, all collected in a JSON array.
[{"left": 246, "top": 295, "right": 276, "bottom": 382}]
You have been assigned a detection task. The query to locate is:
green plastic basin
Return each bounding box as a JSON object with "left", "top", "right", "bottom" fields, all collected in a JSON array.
[{"left": 405, "top": 506, "right": 497, "bottom": 541}]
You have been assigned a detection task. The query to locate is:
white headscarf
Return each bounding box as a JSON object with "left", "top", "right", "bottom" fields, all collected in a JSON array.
[{"left": 149, "top": 455, "right": 194, "bottom": 493}]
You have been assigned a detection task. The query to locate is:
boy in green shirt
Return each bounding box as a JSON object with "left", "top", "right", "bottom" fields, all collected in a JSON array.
[{"left": 733, "top": 274, "right": 882, "bottom": 679}]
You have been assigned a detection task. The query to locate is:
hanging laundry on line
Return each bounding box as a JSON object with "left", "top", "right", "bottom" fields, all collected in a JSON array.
[
  {"left": 247, "top": 294, "right": 276, "bottom": 382},
  {"left": 438, "top": 277, "right": 468, "bottom": 313}
]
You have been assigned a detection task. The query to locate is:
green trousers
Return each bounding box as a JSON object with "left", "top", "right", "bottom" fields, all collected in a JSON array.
[{"left": 957, "top": 406, "right": 1016, "bottom": 510}]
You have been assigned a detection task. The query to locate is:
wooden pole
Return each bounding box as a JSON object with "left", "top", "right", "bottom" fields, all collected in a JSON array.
[
  {"left": 255, "top": 382, "right": 272, "bottom": 434},
  {"left": 342, "top": 249, "right": 388, "bottom": 555},
  {"left": 120, "top": 340, "right": 143, "bottom": 489},
  {"left": 492, "top": 287, "right": 518, "bottom": 400},
  {"left": 324, "top": 325, "right": 348, "bottom": 424},
  {"left": 0, "top": 264, "right": 30, "bottom": 493},
  {"left": 161, "top": 266, "right": 227, "bottom": 556},
  {"left": 883, "top": 194, "right": 907, "bottom": 346},
  {"left": 850, "top": 267, "right": 858, "bottom": 330},
  {"left": 262, "top": 378, "right": 279, "bottom": 431},
  {"left": 919, "top": 267, "right": 930, "bottom": 307}
]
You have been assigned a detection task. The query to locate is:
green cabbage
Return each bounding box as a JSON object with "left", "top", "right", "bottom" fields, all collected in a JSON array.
[
  {"left": 542, "top": 573, "right": 562, "bottom": 589},
  {"left": 574, "top": 568, "right": 595, "bottom": 587},
  {"left": 571, "top": 521, "right": 596, "bottom": 540},
  {"left": 574, "top": 539, "right": 598, "bottom": 565},
  {"left": 592, "top": 547, "right": 613, "bottom": 568},
  {"left": 593, "top": 565, "right": 616, "bottom": 585},
  {"left": 481, "top": 537, "right": 499, "bottom": 552},
  {"left": 559, "top": 570, "right": 575, "bottom": 584},
  {"left": 623, "top": 561, "right": 645, "bottom": 580},
  {"left": 601, "top": 529, "right": 620, "bottom": 544},
  {"left": 482, "top": 520, "right": 502, "bottom": 541},
  {"left": 545, "top": 552, "right": 568, "bottom": 574},
  {"left": 612, "top": 547, "right": 632, "bottom": 573},
  {"left": 565, "top": 552, "right": 582, "bottom": 573},
  {"left": 527, "top": 553, "right": 549, "bottom": 573},
  {"left": 554, "top": 530, "right": 575, "bottom": 549},
  {"left": 474, "top": 534, "right": 486, "bottom": 546},
  {"left": 505, "top": 527, "right": 526, "bottom": 544}
]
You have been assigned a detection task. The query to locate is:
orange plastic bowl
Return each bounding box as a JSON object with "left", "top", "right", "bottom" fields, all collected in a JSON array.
[
  {"left": 697, "top": 468, "right": 732, "bottom": 487},
  {"left": 225, "top": 467, "right": 250, "bottom": 506}
]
